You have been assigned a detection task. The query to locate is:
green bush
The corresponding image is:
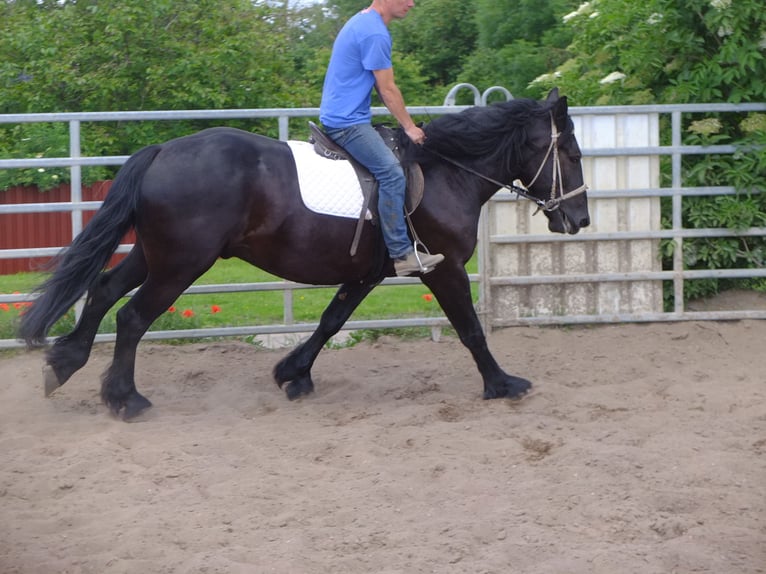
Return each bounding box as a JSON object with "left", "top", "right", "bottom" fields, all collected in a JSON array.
[{"left": 0, "top": 0, "right": 326, "bottom": 190}]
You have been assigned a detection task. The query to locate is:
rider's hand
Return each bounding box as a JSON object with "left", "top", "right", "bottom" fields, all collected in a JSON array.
[{"left": 405, "top": 125, "right": 426, "bottom": 145}]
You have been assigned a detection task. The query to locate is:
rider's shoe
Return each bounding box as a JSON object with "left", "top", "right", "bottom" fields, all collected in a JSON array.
[{"left": 394, "top": 250, "right": 445, "bottom": 277}]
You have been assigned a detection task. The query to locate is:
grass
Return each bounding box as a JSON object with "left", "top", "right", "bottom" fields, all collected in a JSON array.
[{"left": 0, "top": 255, "right": 478, "bottom": 342}]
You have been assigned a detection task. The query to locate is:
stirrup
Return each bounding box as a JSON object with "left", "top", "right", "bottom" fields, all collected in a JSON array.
[{"left": 411, "top": 240, "right": 431, "bottom": 272}]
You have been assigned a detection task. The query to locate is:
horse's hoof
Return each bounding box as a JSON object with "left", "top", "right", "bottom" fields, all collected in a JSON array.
[
  {"left": 484, "top": 376, "right": 532, "bottom": 400},
  {"left": 273, "top": 360, "right": 289, "bottom": 388},
  {"left": 122, "top": 392, "right": 153, "bottom": 421},
  {"left": 43, "top": 365, "right": 62, "bottom": 397},
  {"left": 285, "top": 375, "right": 314, "bottom": 401}
]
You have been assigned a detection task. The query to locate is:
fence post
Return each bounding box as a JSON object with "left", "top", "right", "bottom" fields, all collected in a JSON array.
[
  {"left": 69, "top": 119, "right": 85, "bottom": 321},
  {"left": 69, "top": 119, "right": 83, "bottom": 237},
  {"left": 278, "top": 115, "right": 289, "bottom": 141},
  {"left": 477, "top": 203, "right": 492, "bottom": 334},
  {"left": 671, "top": 111, "right": 684, "bottom": 314},
  {"left": 278, "top": 113, "right": 295, "bottom": 324}
]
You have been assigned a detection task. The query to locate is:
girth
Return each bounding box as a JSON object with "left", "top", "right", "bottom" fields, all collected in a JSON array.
[{"left": 308, "top": 121, "right": 424, "bottom": 256}]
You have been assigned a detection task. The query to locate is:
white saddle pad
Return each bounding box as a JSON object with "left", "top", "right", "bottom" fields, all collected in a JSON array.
[{"left": 287, "top": 140, "right": 372, "bottom": 220}]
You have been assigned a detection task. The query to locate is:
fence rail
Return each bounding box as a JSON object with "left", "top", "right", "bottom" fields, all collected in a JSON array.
[{"left": 1, "top": 101, "right": 765, "bottom": 349}]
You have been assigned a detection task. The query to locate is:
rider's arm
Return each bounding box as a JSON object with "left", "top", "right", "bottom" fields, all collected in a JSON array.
[{"left": 373, "top": 68, "right": 426, "bottom": 145}]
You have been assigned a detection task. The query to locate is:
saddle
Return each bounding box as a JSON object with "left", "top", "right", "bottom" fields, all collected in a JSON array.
[{"left": 308, "top": 121, "right": 424, "bottom": 256}]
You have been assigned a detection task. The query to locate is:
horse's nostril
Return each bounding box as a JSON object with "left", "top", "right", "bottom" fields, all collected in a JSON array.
[{"left": 579, "top": 216, "right": 591, "bottom": 228}]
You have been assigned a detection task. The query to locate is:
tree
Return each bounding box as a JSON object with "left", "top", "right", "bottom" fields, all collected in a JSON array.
[
  {"left": 531, "top": 0, "right": 766, "bottom": 105},
  {"left": 474, "top": 0, "right": 571, "bottom": 47},
  {"left": 458, "top": 0, "right": 578, "bottom": 99},
  {"left": 7, "top": 0, "right": 312, "bottom": 113},
  {"left": 324, "top": 0, "right": 367, "bottom": 20},
  {"left": 391, "top": 0, "right": 478, "bottom": 88},
  {"left": 0, "top": 0, "right": 317, "bottom": 188}
]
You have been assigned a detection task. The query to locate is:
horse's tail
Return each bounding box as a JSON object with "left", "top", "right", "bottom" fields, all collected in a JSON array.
[{"left": 18, "top": 144, "right": 162, "bottom": 347}]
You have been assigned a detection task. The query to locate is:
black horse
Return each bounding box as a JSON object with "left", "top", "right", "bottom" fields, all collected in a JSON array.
[{"left": 18, "top": 89, "right": 589, "bottom": 419}]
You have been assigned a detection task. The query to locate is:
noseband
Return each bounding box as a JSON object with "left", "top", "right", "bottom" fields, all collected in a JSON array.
[{"left": 426, "top": 112, "right": 588, "bottom": 213}]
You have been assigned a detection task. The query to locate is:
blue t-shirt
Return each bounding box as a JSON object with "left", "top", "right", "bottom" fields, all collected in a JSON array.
[{"left": 319, "top": 10, "right": 392, "bottom": 129}]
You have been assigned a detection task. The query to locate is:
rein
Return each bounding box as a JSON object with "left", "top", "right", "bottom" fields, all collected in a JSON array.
[{"left": 425, "top": 113, "right": 588, "bottom": 213}]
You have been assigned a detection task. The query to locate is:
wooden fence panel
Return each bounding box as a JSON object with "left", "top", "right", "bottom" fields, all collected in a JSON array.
[{"left": 0, "top": 182, "right": 135, "bottom": 275}]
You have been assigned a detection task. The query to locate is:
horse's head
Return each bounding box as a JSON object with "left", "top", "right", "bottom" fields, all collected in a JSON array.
[{"left": 518, "top": 89, "right": 590, "bottom": 235}]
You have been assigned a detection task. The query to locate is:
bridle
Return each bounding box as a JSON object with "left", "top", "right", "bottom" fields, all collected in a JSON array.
[{"left": 425, "top": 112, "right": 588, "bottom": 213}]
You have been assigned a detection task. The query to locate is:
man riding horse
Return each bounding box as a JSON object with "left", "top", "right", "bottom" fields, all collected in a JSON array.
[{"left": 319, "top": 0, "right": 444, "bottom": 277}]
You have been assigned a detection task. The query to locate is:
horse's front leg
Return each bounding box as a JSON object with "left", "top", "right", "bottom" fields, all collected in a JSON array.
[
  {"left": 274, "top": 279, "right": 381, "bottom": 400},
  {"left": 422, "top": 265, "right": 531, "bottom": 400}
]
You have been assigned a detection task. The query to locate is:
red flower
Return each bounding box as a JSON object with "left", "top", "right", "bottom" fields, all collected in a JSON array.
[
  {"left": 11, "top": 292, "right": 21, "bottom": 308},
  {"left": 0, "top": 303, "right": 8, "bottom": 312},
  {"left": 422, "top": 293, "right": 434, "bottom": 302},
  {"left": 168, "top": 306, "right": 176, "bottom": 313},
  {"left": 210, "top": 304, "right": 222, "bottom": 314},
  {"left": 182, "top": 309, "right": 194, "bottom": 318}
]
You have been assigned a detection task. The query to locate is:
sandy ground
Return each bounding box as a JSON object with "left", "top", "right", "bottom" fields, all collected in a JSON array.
[{"left": 1, "top": 319, "right": 765, "bottom": 574}]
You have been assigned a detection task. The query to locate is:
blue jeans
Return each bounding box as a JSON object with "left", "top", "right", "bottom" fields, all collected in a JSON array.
[{"left": 324, "top": 123, "right": 411, "bottom": 259}]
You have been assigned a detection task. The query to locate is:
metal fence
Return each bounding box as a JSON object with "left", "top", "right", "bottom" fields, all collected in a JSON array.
[
  {"left": 1, "top": 100, "right": 765, "bottom": 349},
  {"left": 483, "top": 103, "right": 766, "bottom": 328}
]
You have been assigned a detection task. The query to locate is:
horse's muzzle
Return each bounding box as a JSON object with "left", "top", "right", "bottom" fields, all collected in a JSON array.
[{"left": 548, "top": 209, "right": 590, "bottom": 235}]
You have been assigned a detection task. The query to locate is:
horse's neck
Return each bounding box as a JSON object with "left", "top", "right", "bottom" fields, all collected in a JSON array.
[
  {"left": 465, "top": 158, "right": 515, "bottom": 206},
  {"left": 424, "top": 159, "right": 509, "bottom": 208}
]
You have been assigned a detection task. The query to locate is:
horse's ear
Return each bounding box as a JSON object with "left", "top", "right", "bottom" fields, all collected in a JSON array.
[
  {"left": 553, "top": 94, "right": 569, "bottom": 129},
  {"left": 545, "top": 87, "right": 560, "bottom": 103}
]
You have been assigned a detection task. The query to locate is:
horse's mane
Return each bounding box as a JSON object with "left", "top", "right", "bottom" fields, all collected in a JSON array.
[{"left": 403, "top": 98, "right": 555, "bottom": 169}]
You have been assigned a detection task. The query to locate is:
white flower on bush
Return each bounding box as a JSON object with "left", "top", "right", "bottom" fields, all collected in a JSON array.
[
  {"left": 563, "top": 2, "right": 592, "bottom": 23},
  {"left": 647, "top": 13, "right": 663, "bottom": 25},
  {"left": 530, "top": 71, "right": 562, "bottom": 85},
  {"left": 710, "top": 0, "right": 732, "bottom": 9},
  {"left": 599, "top": 71, "right": 626, "bottom": 85},
  {"left": 688, "top": 118, "right": 722, "bottom": 136},
  {"left": 740, "top": 114, "right": 766, "bottom": 134}
]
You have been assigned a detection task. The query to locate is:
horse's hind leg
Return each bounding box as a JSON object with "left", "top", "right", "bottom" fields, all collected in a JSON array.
[
  {"left": 100, "top": 264, "right": 211, "bottom": 420},
  {"left": 45, "top": 247, "right": 148, "bottom": 396},
  {"left": 274, "top": 279, "right": 381, "bottom": 400}
]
